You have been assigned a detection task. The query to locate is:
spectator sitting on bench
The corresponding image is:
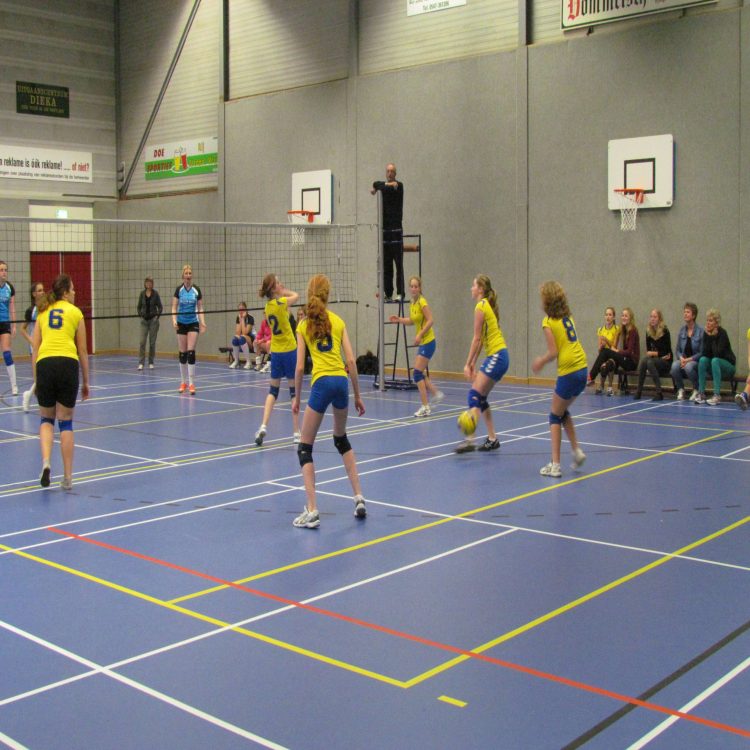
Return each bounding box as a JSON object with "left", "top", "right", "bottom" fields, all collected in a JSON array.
[
  {"left": 670, "top": 302, "right": 703, "bottom": 401},
  {"left": 588, "top": 307, "right": 639, "bottom": 392},
  {"left": 229, "top": 302, "right": 254, "bottom": 369},
  {"left": 736, "top": 326, "right": 750, "bottom": 410},
  {"left": 253, "top": 317, "right": 271, "bottom": 371},
  {"left": 634, "top": 308, "right": 672, "bottom": 401},
  {"left": 695, "top": 308, "right": 735, "bottom": 405}
]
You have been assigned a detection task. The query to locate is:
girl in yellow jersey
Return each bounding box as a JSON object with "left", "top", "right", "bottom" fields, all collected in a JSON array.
[
  {"left": 254, "top": 274, "right": 301, "bottom": 446},
  {"left": 31, "top": 274, "right": 89, "bottom": 490},
  {"left": 389, "top": 276, "right": 445, "bottom": 417},
  {"left": 531, "top": 281, "right": 587, "bottom": 478},
  {"left": 456, "top": 274, "right": 509, "bottom": 453},
  {"left": 291, "top": 274, "right": 366, "bottom": 529},
  {"left": 589, "top": 306, "right": 619, "bottom": 395}
]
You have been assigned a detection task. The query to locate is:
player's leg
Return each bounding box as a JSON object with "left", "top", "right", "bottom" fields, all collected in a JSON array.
[
  {"left": 176, "top": 331, "right": 188, "bottom": 391},
  {"left": 256, "top": 375, "right": 280, "bottom": 446},
  {"left": 1, "top": 332, "right": 17, "bottom": 394},
  {"left": 412, "top": 353, "right": 430, "bottom": 415},
  {"left": 294, "top": 403, "right": 325, "bottom": 526},
  {"left": 56, "top": 403, "right": 75, "bottom": 488},
  {"left": 185, "top": 330, "right": 199, "bottom": 390}
]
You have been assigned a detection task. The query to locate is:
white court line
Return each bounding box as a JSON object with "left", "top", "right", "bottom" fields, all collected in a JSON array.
[
  {"left": 0, "top": 619, "right": 288, "bottom": 750},
  {"left": 0, "top": 731, "right": 29, "bottom": 750},
  {"left": 721, "top": 443, "right": 750, "bottom": 459},
  {"left": 0, "top": 530, "right": 517, "bottom": 710},
  {"left": 626, "top": 654, "right": 750, "bottom": 749}
]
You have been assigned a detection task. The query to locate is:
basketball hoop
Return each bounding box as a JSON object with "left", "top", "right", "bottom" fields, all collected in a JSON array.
[
  {"left": 287, "top": 210, "right": 314, "bottom": 245},
  {"left": 614, "top": 188, "right": 645, "bottom": 232}
]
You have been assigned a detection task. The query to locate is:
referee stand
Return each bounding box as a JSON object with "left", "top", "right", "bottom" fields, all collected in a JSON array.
[{"left": 374, "top": 232, "right": 422, "bottom": 391}]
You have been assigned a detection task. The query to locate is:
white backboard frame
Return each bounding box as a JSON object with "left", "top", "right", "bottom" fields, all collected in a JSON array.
[
  {"left": 291, "top": 169, "right": 332, "bottom": 224},
  {"left": 608, "top": 134, "right": 674, "bottom": 210}
]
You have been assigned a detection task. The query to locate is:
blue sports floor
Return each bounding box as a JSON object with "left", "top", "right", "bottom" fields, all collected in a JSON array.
[{"left": 1, "top": 355, "right": 749, "bottom": 749}]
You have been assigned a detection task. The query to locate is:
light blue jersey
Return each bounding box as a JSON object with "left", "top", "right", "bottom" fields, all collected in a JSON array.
[
  {"left": 0, "top": 282, "right": 14, "bottom": 323},
  {"left": 173, "top": 284, "right": 202, "bottom": 324}
]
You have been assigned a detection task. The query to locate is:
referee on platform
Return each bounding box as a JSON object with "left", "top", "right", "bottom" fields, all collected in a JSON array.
[{"left": 371, "top": 162, "right": 405, "bottom": 301}]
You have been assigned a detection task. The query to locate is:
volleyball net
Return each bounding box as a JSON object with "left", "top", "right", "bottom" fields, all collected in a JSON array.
[{"left": 0, "top": 218, "right": 359, "bottom": 328}]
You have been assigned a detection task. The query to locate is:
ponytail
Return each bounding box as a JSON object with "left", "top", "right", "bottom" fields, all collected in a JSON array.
[{"left": 305, "top": 274, "right": 332, "bottom": 341}]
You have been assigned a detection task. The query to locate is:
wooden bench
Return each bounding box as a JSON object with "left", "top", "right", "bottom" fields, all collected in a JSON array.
[{"left": 617, "top": 366, "right": 747, "bottom": 396}]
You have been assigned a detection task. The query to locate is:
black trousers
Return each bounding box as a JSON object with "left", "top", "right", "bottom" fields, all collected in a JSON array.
[
  {"left": 383, "top": 227, "right": 404, "bottom": 299},
  {"left": 590, "top": 348, "right": 635, "bottom": 379},
  {"left": 636, "top": 356, "right": 671, "bottom": 394}
]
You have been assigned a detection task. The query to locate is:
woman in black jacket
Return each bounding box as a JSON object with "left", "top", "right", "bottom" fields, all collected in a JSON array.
[
  {"left": 633, "top": 309, "right": 672, "bottom": 401},
  {"left": 696, "top": 308, "right": 735, "bottom": 404}
]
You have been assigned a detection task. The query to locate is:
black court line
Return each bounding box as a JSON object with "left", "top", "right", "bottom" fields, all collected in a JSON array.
[{"left": 562, "top": 616, "right": 750, "bottom": 748}]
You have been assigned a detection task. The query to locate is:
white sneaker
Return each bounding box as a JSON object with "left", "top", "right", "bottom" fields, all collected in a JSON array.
[
  {"left": 149, "top": 363, "right": 155, "bottom": 369},
  {"left": 243, "top": 361, "right": 252, "bottom": 370},
  {"left": 293, "top": 432, "right": 301, "bottom": 444},
  {"left": 735, "top": 392, "right": 749, "bottom": 411},
  {"left": 707, "top": 394, "right": 721, "bottom": 405},
  {"left": 11, "top": 385, "right": 18, "bottom": 396},
  {"left": 260, "top": 362, "right": 271, "bottom": 374},
  {"left": 571, "top": 447, "right": 586, "bottom": 469},
  {"left": 255, "top": 425, "right": 267, "bottom": 446},
  {"left": 540, "top": 462, "right": 562, "bottom": 478},
  {"left": 60, "top": 476, "right": 73, "bottom": 491},
  {"left": 354, "top": 495, "right": 367, "bottom": 518},
  {"left": 137, "top": 363, "right": 143, "bottom": 371},
  {"left": 432, "top": 390, "right": 445, "bottom": 404},
  {"left": 676, "top": 388, "right": 685, "bottom": 401},
  {"left": 689, "top": 389, "right": 700, "bottom": 402},
  {"left": 293, "top": 507, "right": 320, "bottom": 528},
  {"left": 229, "top": 359, "right": 238, "bottom": 369},
  {"left": 414, "top": 404, "right": 431, "bottom": 417},
  {"left": 22, "top": 389, "right": 32, "bottom": 412},
  {"left": 693, "top": 392, "right": 706, "bottom": 404},
  {"left": 606, "top": 388, "right": 614, "bottom": 397}
]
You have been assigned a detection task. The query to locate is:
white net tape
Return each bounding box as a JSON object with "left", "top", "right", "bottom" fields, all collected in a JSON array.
[{"left": 615, "top": 191, "right": 642, "bottom": 232}]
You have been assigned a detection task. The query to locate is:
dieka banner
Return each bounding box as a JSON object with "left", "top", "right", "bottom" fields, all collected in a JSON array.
[
  {"left": 563, "top": 0, "right": 714, "bottom": 29},
  {"left": 144, "top": 137, "right": 218, "bottom": 181}
]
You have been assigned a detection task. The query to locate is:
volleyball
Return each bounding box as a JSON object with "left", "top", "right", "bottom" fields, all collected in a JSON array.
[{"left": 457, "top": 409, "right": 477, "bottom": 436}]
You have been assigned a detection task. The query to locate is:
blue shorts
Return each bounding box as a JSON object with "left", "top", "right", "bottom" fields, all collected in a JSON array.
[
  {"left": 479, "top": 348, "right": 509, "bottom": 382},
  {"left": 417, "top": 339, "right": 436, "bottom": 360},
  {"left": 555, "top": 367, "right": 588, "bottom": 400},
  {"left": 308, "top": 376, "right": 349, "bottom": 413},
  {"left": 270, "top": 349, "right": 297, "bottom": 380}
]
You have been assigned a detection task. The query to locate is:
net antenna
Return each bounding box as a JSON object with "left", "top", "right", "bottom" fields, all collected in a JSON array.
[
  {"left": 287, "top": 209, "right": 315, "bottom": 245},
  {"left": 614, "top": 188, "right": 645, "bottom": 231}
]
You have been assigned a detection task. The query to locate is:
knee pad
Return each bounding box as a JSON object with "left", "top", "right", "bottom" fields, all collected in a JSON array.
[
  {"left": 40, "top": 417, "right": 55, "bottom": 426},
  {"left": 269, "top": 385, "right": 280, "bottom": 399},
  {"left": 549, "top": 412, "right": 564, "bottom": 425},
  {"left": 231, "top": 336, "right": 242, "bottom": 346},
  {"left": 3, "top": 351, "right": 13, "bottom": 366},
  {"left": 479, "top": 396, "right": 489, "bottom": 413},
  {"left": 412, "top": 368, "right": 424, "bottom": 383},
  {"left": 289, "top": 386, "right": 296, "bottom": 399},
  {"left": 187, "top": 350, "right": 196, "bottom": 365},
  {"left": 297, "top": 442, "right": 313, "bottom": 467},
  {"left": 179, "top": 351, "right": 188, "bottom": 364},
  {"left": 333, "top": 434, "right": 352, "bottom": 455},
  {"left": 468, "top": 388, "right": 482, "bottom": 410},
  {"left": 58, "top": 419, "right": 73, "bottom": 432},
  {"left": 561, "top": 410, "right": 570, "bottom": 424}
]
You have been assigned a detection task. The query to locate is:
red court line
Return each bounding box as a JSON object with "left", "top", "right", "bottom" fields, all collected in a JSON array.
[{"left": 47, "top": 526, "right": 750, "bottom": 741}]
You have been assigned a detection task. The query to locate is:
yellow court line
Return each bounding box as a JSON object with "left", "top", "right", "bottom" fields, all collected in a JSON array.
[
  {"left": 0, "top": 540, "right": 407, "bottom": 688},
  {"left": 173, "top": 430, "right": 733, "bottom": 603},
  {"left": 438, "top": 695, "right": 467, "bottom": 707},
  {"left": 404, "top": 513, "right": 750, "bottom": 687}
]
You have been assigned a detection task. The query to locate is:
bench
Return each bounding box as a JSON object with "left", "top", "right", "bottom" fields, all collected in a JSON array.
[{"left": 616, "top": 366, "right": 748, "bottom": 396}]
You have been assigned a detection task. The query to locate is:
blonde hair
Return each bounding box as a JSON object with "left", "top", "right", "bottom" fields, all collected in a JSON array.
[
  {"left": 475, "top": 274, "right": 498, "bottom": 320},
  {"left": 618, "top": 307, "right": 638, "bottom": 347},
  {"left": 259, "top": 273, "right": 277, "bottom": 299},
  {"left": 305, "top": 274, "right": 332, "bottom": 341},
  {"left": 647, "top": 309, "right": 666, "bottom": 340},
  {"left": 540, "top": 281, "right": 571, "bottom": 319},
  {"left": 408, "top": 276, "right": 422, "bottom": 293},
  {"left": 181, "top": 264, "right": 192, "bottom": 277},
  {"left": 706, "top": 308, "right": 721, "bottom": 326}
]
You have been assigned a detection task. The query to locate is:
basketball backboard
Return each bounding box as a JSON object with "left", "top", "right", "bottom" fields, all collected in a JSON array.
[{"left": 607, "top": 134, "right": 674, "bottom": 209}]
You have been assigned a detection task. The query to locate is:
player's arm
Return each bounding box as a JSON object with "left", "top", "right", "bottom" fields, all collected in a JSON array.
[
  {"left": 532, "top": 327, "right": 558, "bottom": 374},
  {"left": 30, "top": 318, "right": 41, "bottom": 381},
  {"left": 171, "top": 293, "right": 178, "bottom": 328},
  {"left": 197, "top": 295, "right": 206, "bottom": 332},
  {"left": 464, "top": 308, "right": 484, "bottom": 378},
  {"left": 388, "top": 314, "right": 411, "bottom": 325},
  {"left": 20, "top": 314, "right": 32, "bottom": 345},
  {"left": 75, "top": 318, "right": 90, "bottom": 401},
  {"left": 342, "top": 328, "right": 365, "bottom": 416},
  {"left": 292, "top": 332, "right": 306, "bottom": 414},
  {"left": 9, "top": 295, "right": 15, "bottom": 336},
  {"left": 279, "top": 288, "right": 299, "bottom": 306}
]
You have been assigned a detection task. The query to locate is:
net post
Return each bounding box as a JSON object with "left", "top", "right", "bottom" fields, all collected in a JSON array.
[{"left": 376, "top": 190, "right": 385, "bottom": 392}]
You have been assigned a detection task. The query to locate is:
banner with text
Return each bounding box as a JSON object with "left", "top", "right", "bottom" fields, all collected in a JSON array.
[
  {"left": 144, "top": 137, "right": 218, "bottom": 181},
  {"left": 0, "top": 144, "right": 92, "bottom": 182},
  {"left": 563, "top": 0, "right": 714, "bottom": 29},
  {"left": 407, "top": 0, "right": 466, "bottom": 16}
]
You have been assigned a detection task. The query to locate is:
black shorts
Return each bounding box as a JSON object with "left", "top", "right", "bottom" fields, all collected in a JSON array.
[
  {"left": 176, "top": 322, "right": 200, "bottom": 335},
  {"left": 37, "top": 357, "right": 80, "bottom": 409},
  {"left": 0, "top": 322, "right": 10, "bottom": 336}
]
